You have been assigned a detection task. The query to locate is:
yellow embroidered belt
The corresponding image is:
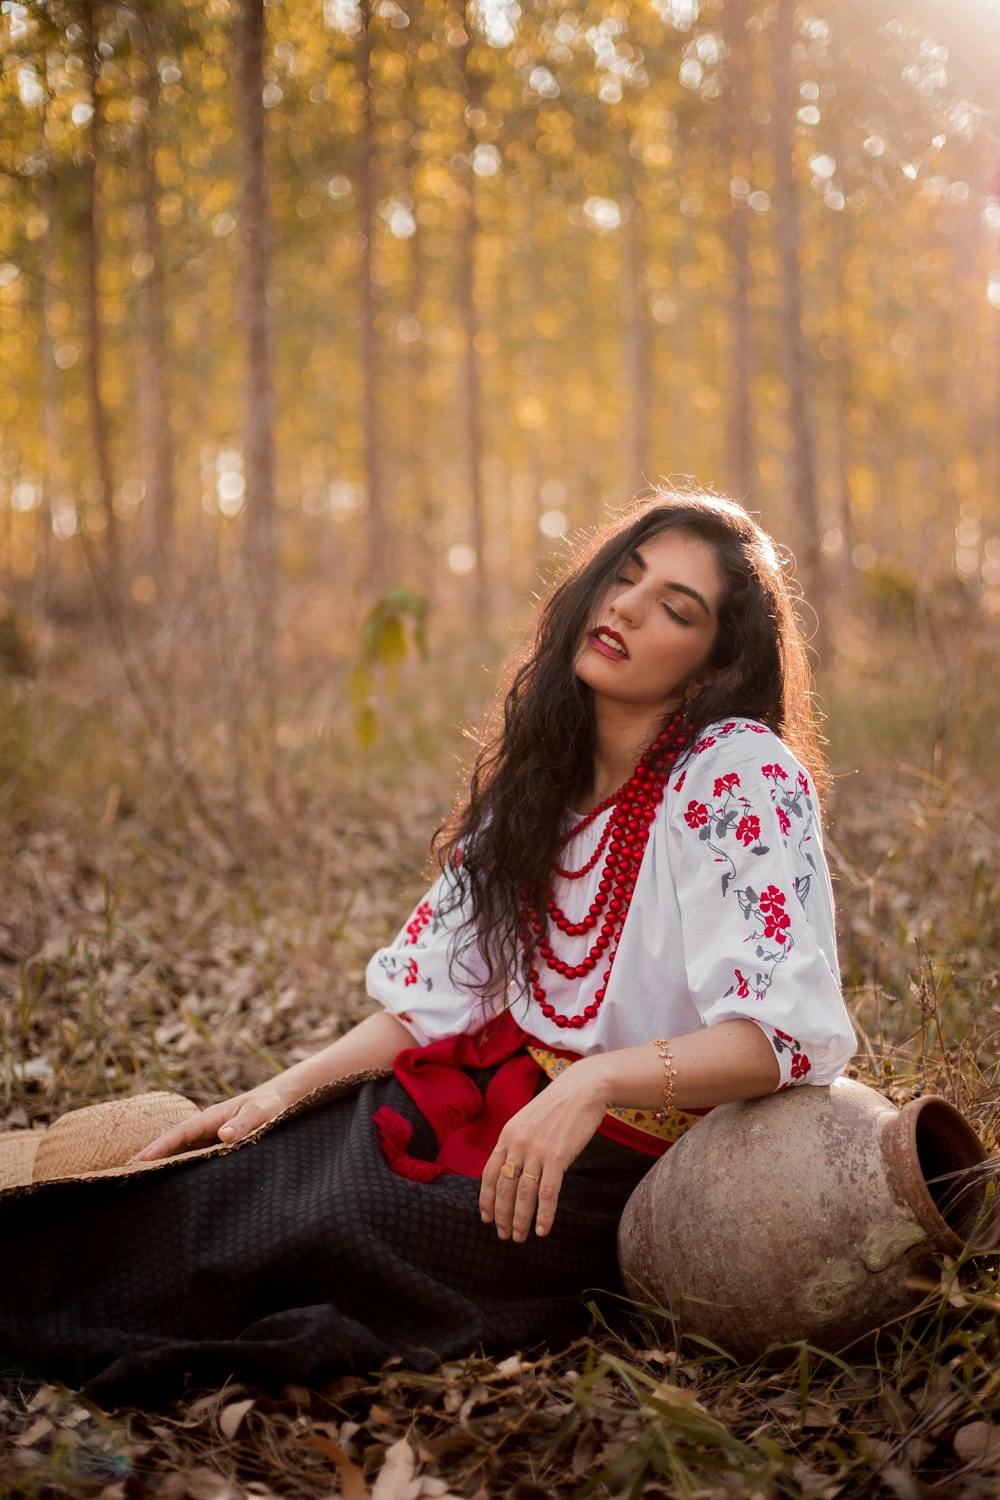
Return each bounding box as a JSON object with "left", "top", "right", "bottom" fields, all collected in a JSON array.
[{"left": 526, "top": 1045, "right": 705, "bottom": 1146}]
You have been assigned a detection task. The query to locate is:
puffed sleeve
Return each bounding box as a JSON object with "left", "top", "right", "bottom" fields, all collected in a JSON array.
[
  {"left": 364, "top": 865, "right": 489, "bottom": 1046},
  {"left": 667, "top": 724, "right": 855, "bottom": 1088}
]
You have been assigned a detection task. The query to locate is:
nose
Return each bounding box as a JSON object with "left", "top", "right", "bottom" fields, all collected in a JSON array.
[{"left": 611, "top": 584, "right": 641, "bottom": 627}]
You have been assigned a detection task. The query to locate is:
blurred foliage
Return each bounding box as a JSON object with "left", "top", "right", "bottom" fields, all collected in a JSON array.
[
  {"left": 0, "top": 0, "right": 997, "bottom": 625},
  {"left": 349, "top": 586, "right": 429, "bottom": 749}
]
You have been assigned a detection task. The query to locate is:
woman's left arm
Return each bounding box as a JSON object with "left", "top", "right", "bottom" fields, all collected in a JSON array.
[{"left": 480, "top": 1018, "right": 778, "bottom": 1243}]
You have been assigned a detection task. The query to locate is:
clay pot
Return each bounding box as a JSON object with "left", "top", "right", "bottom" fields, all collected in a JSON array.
[{"left": 617, "top": 1079, "right": 1000, "bottom": 1362}]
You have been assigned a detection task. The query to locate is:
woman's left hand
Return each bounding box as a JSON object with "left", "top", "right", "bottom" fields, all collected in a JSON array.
[{"left": 479, "top": 1058, "right": 609, "bottom": 1243}]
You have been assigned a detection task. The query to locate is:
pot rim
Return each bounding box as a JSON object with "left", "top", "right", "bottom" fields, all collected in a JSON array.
[{"left": 882, "top": 1093, "right": 1000, "bottom": 1255}]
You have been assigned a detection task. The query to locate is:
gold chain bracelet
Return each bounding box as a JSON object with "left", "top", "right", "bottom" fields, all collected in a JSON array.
[{"left": 650, "top": 1037, "right": 677, "bottom": 1124}]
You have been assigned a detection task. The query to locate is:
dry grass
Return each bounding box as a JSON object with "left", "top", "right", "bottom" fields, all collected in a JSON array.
[{"left": 1, "top": 592, "right": 999, "bottom": 1498}]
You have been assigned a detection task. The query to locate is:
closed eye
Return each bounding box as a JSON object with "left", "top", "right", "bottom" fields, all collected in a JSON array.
[{"left": 664, "top": 604, "right": 692, "bottom": 625}]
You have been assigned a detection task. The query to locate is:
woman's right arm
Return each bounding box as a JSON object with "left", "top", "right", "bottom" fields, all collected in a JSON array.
[{"left": 135, "top": 1011, "right": 413, "bottom": 1161}]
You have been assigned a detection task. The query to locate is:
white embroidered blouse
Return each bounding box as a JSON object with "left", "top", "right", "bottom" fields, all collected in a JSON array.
[{"left": 365, "top": 719, "right": 856, "bottom": 1090}]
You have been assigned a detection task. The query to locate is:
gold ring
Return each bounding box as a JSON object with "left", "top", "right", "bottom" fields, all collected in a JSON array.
[
  {"left": 522, "top": 1171, "right": 541, "bottom": 1183},
  {"left": 500, "top": 1161, "right": 521, "bottom": 1180}
]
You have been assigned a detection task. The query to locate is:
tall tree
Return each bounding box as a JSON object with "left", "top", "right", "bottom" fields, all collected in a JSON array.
[
  {"left": 36, "top": 146, "right": 61, "bottom": 616},
  {"left": 357, "top": 0, "right": 389, "bottom": 595},
  {"left": 236, "top": 0, "right": 278, "bottom": 684},
  {"left": 770, "top": 0, "right": 828, "bottom": 661},
  {"left": 401, "top": 120, "right": 434, "bottom": 581},
  {"left": 622, "top": 166, "right": 652, "bottom": 489},
  {"left": 129, "top": 5, "right": 177, "bottom": 594},
  {"left": 79, "top": 0, "right": 121, "bottom": 594},
  {"left": 721, "top": 0, "right": 755, "bottom": 499},
  {"left": 456, "top": 0, "right": 488, "bottom": 632}
]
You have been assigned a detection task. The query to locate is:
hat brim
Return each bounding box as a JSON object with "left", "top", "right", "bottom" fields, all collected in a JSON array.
[{"left": 0, "top": 1068, "right": 391, "bottom": 1201}]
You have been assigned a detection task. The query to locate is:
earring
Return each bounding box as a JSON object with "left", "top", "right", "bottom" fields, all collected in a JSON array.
[{"left": 683, "top": 679, "right": 705, "bottom": 708}]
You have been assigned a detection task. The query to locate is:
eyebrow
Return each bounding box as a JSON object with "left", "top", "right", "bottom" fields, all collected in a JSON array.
[{"left": 627, "top": 548, "right": 713, "bottom": 618}]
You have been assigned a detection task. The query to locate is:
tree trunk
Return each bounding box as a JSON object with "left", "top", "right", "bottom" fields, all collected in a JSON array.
[
  {"left": 130, "top": 7, "right": 176, "bottom": 595},
  {"left": 36, "top": 170, "right": 60, "bottom": 617},
  {"left": 771, "top": 0, "right": 828, "bottom": 665},
  {"left": 721, "top": 0, "right": 755, "bottom": 500},
  {"left": 457, "top": 1, "right": 488, "bottom": 632},
  {"left": 622, "top": 174, "right": 651, "bottom": 491},
  {"left": 236, "top": 0, "right": 278, "bottom": 690},
  {"left": 404, "top": 133, "right": 433, "bottom": 583},
  {"left": 80, "top": 0, "right": 121, "bottom": 597},
  {"left": 357, "top": 0, "right": 388, "bottom": 597},
  {"left": 830, "top": 215, "right": 855, "bottom": 585}
]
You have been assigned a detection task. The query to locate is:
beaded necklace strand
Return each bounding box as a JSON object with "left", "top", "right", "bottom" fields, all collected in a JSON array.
[{"left": 521, "top": 709, "right": 690, "bottom": 1030}]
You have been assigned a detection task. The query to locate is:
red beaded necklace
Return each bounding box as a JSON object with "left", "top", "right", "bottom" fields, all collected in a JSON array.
[{"left": 521, "top": 709, "right": 690, "bottom": 1030}]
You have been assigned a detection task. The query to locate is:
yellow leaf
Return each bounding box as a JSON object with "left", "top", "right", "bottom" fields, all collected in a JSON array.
[{"left": 297, "top": 1433, "right": 370, "bottom": 1499}]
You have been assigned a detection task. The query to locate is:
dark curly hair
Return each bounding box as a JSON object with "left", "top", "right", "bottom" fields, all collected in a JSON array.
[{"left": 435, "top": 487, "right": 825, "bottom": 1002}]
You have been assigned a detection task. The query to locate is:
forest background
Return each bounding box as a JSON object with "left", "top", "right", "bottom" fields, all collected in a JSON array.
[{"left": 2, "top": 0, "right": 1000, "bottom": 1496}]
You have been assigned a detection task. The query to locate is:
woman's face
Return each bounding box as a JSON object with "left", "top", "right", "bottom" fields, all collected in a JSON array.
[{"left": 575, "top": 528, "right": 724, "bottom": 716}]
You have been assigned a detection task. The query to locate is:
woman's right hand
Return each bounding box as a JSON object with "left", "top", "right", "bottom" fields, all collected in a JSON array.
[
  {"left": 133, "top": 1011, "right": 413, "bottom": 1163},
  {"left": 133, "top": 1079, "right": 294, "bottom": 1162}
]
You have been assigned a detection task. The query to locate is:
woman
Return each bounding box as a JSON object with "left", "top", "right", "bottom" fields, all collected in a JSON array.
[{"left": 0, "top": 490, "right": 854, "bottom": 1401}]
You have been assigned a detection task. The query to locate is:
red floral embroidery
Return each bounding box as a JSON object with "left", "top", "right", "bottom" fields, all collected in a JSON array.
[
  {"left": 771, "top": 1028, "right": 810, "bottom": 1082},
  {"left": 758, "top": 884, "right": 791, "bottom": 945},
  {"left": 684, "top": 800, "right": 710, "bottom": 829},
  {"left": 734, "top": 968, "right": 750, "bottom": 999},
  {"left": 762, "top": 760, "right": 818, "bottom": 880},
  {"left": 377, "top": 951, "right": 433, "bottom": 992},
  {"left": 673, "top": 769, "right": 687, "bottom": 793},
  {"left": 735, "top": 814, "right": 761, "bottom": 847},
  {"left": 692, "top": 735, "right": 717, "bottom": 754},
  {"left": 713, "top": 773, "right": 741, "bottom": 797},
  {"left": 405, "top": 901, "right": 434, "bottom": 945}
]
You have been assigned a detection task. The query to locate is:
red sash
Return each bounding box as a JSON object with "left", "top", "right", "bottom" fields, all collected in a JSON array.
[{"left": 372, "top": 1010, "right": 671, "bottom": 1181}]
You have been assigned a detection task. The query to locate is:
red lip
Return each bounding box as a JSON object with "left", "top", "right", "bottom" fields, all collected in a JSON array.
[{"left": 589, "top": 626, "right": 630, "bottom": 661}]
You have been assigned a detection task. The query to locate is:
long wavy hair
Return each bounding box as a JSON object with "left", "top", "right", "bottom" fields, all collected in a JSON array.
[{"left": 435, "top": 487, "right": 825, "bottom": 1001}]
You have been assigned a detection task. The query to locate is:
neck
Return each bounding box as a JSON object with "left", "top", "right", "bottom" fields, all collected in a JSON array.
[{"left": 587, "top": 700, "right": 681, "bottom": 807}]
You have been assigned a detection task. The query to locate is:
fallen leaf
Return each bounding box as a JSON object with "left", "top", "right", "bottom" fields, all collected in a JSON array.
[
  {"left": 637, "top": 1348, "right": 676, "bottom": 1366},
  {"left": 14, "top": 1416, "right": 53, "bottom": 1447},
  {"left": 879, "top": 1390, "right": 917, "bottom": 1431},
  {"left": 954, "top": 1420, "right": 1000, "bottom": 1467},
  {"left": 58, "top": 1404, "right": 93, "bottom": 1429},
  {"left": 183, "top": 1392, "right": 222, "bottom": 1422},
  {"left": 297, "top": 1433, "right": 369, "bottom": 1500},
  {"left": 373, "top": 1437, "right": 420, "bottom": 1500},
  {"left": 881, "top": 1466, "right": 919, "bottom": 1500},
  {"left": 800, "top": 1403, "right": 839, "bottom": 1428},
  {"left": 218, "top": 1398, "right": 255, "bottom": 1440},
  {"left": 184, "top": 1467, "right": 241, "bottom": 1500}
]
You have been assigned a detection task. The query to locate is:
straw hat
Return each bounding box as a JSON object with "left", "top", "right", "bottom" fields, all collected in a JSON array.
[{"left": 0, "top": 1071, "right": 390, "bottom": 1201}]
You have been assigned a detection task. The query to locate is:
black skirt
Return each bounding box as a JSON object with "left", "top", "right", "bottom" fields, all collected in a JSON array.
[{"left": 0, "top": 1072, "right": 653, "bottom": 1404}]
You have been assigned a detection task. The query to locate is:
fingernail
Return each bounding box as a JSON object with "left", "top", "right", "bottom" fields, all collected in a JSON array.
[
  {"left": 480, "top": 1212, "right": 490, "bottom": 1223},
  {"left": 219, "top": 1125, "right": 235, "bottom": 1138}
]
